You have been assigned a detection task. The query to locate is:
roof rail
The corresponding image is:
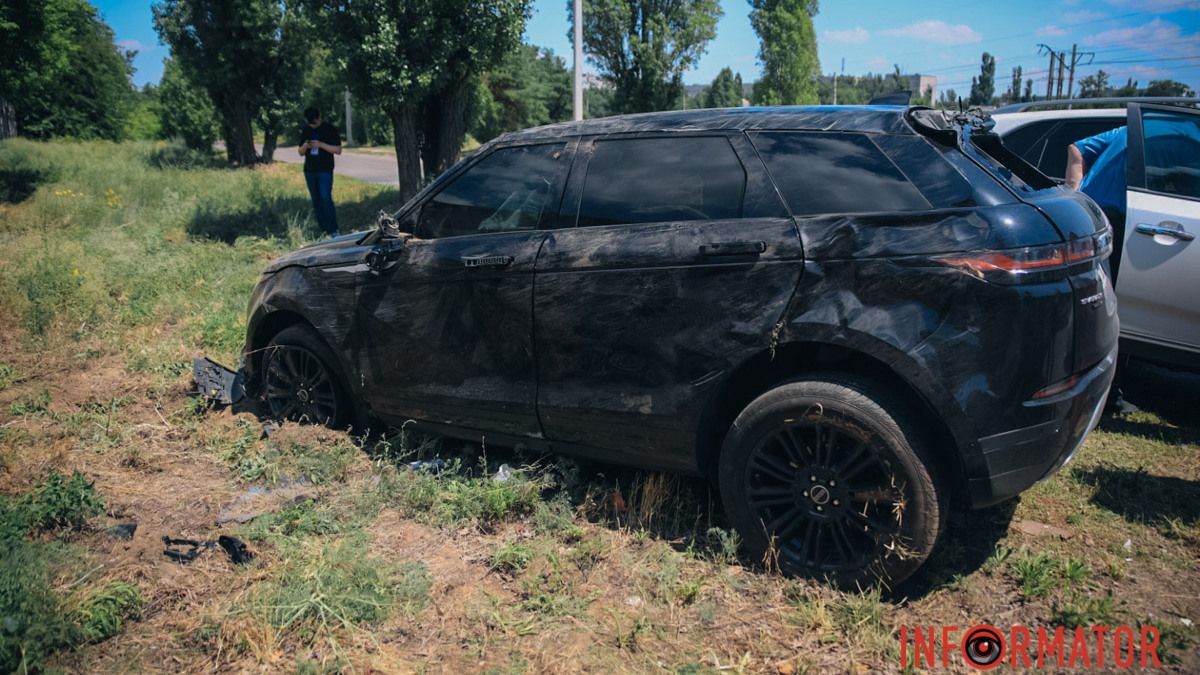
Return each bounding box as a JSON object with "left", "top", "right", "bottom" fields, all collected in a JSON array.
[{"left": 993, "top": 96, "right": 1200, "bottom": 114}]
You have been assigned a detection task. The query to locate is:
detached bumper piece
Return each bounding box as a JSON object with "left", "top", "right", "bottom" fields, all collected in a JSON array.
[{"left": 192, "top": 357, "right": 246, "bottom": 405}]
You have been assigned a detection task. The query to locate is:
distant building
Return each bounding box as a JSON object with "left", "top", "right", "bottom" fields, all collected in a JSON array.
[{"left": 818, "top": 73, "right": 938, "bottom": 103}]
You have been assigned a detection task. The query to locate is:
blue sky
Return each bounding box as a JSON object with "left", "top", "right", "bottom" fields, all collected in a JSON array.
[{"left": 101, "top": 0, "right": 1200, "bottom": 96}]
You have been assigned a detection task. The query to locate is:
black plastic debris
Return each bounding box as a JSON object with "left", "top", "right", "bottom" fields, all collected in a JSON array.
[
  {"left": 162, "top": 535, "right": 254, "bottom": 566},
  {"left": 192, "top": 357, "right": 245, "bottom": 405},
  {"left": 106, "top": 522, "right": 137, "bottom": 540}
]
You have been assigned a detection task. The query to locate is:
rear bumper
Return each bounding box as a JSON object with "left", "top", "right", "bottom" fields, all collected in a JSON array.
[{"left": 966, "top": 349, "right": 1116, "bottom": 508}]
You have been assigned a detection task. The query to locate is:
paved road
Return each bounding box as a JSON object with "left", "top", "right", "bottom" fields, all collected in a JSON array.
[{"left": 270, "top": 146, "right": 400, "bottom": 186}]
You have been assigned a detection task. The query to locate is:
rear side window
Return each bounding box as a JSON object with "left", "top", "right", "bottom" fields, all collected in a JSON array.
[
  {"left": 1037, "top": 119, "right": 1127, "bottom": 178},
  {"left": 418, "top": 142, "right": 567, "bottom": 239},
  {"left": 749, "top": 132, "right": 930, "bottom": 216},
  {"left": 1000, "top": 120, "right": 1057, "bottom": 167},
  {"left": 1142, "top": 108, "right": 1200, "bottom": 200},
  {"left": 577, "top": 136, "right": 745, "bottom": 227}
]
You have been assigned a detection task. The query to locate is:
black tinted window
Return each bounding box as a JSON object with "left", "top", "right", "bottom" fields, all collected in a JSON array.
[
  {"left": 1143, "top": 109, "right": 1200, "bottom": 199},
  {"left": 418, "top": 143, "right": 566, "bottom": 239},
  {"left": 577, "top": 136, "right": 745, "bottom": 227},
  {"left": 1037, "top": 119, "right": 1127, "bottom": 178},
  {"left": 750, "top": 132, "right": 930, "bottom": 216},
  {"left": 1000, "top": 120, "right": 1056, "bottom": 166}
]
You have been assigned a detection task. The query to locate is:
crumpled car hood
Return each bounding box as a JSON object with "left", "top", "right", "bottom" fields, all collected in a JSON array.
[{"left": 263, "top": 231, "right": 371, "bottom": 274}]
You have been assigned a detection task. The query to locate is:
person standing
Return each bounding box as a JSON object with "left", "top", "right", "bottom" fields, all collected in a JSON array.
[
  {"left": 299, "top": 106, "right": 342, "bottom": 237},
  {"left": 1066, "top": 125, "right": 1127, "bottom": 281}
]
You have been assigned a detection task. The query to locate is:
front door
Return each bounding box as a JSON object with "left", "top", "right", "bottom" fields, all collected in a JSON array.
[
  {"left": 1120, "top": 103, "right": 1200, "bottom": 353},
  {"left": 356, "top": 141, "right": 571, "bottom": 437},
  {"left": 533, "top": 133, "right": 803, "bottom": 470}
]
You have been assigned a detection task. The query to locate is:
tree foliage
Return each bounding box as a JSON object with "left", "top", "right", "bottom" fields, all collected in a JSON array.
[
  {"left": 572, "top": 0, "right": 722, "bottom": 114},
  {"left": 472, "top": 45, "right": 572, "bottom": 143},
  {"left": 1075, "top": 72, "right": 1196, "bottom": 99},
  {"left": 969, "top": 52, "right": 996, "bottom": 106},
  {"left": 302, "top": 0, "right": 531, "bottom": 199},
  {"left": 703, "top": 67, "right": 744, "bottom": 108},
  {"left": 157, "top": 57, "right": 219, "bottom": 151},
  {"left": 750, "top": 0, "right": 820, "bottom": 106},
  {"left": 1077, "top": 70, "right": 1111, "bottom": 99},
  {"left": 0, "top": 0, "right": 133, "bottom": 140},
  {"left": 153, "top": 0, "right": 304, "bottom": 165}
]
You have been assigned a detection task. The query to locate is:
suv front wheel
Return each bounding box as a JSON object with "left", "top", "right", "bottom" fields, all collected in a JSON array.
[{"left": 718, "top": 374, "right": 947, "bottom": 587}]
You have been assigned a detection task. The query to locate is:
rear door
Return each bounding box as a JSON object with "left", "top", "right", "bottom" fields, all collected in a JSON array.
[
  {"left": 1121, "top": 103, "right": 1200, "bottom": 353},
  {"left": 532, "top": 133, "right": 802, "bottom": 470}
]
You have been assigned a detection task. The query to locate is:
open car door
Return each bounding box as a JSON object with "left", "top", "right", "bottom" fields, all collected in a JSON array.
[{"left": 1120, "top": 103, "right": 1200, "bottom": 364}]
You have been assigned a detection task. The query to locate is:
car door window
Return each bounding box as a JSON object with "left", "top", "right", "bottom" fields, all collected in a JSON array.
[
  {"left": 1036, "top": 119, "right": 1128, "bottom": 178},
  {"left": 749, "top": 131, "right": 930, "bottom": 215},
  {"left": 577, "top": 136, "right": 745, "bottom": 227},
  {"left": 1142, "top": 109, "right": 1200, "bottom": 200},
  {"left": 417, "top": 142, "right": 567, "bottom": 239}
]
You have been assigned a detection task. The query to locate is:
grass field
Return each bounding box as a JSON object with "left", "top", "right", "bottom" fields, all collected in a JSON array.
[{"left": 1, "top": 138, "right": 1197, "bottom": 673}]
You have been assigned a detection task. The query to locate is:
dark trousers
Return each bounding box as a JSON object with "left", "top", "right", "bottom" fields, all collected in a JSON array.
[{"left": 304, "top": 171, "right": 338, "bottom": 236}]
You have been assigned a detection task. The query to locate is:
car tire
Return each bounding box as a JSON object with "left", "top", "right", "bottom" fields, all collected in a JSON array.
[
  {"left": 262, "top": 324, "right": 354, "bottom": 429},
  {"left": 718, "top": 373, "right": 947, "bottom": 588}
]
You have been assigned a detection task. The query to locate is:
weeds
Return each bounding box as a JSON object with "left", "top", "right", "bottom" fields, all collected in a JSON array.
[
  {"left": 488, "top": 542, "right": 534, "bottom": 574},
  {"left": 74, "top": 581, "right": 143, "bottom": 643}
]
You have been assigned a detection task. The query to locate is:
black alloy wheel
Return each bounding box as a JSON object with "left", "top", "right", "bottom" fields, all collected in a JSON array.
[
  {"left": 719, "top": 375, "right": 946, "bottom": 587},
  {"left": 262, "top": 325, "right": 348, "bottom": 427}
]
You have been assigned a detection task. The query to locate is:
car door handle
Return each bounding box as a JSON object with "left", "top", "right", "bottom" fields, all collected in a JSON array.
[
  {"left": 462, "top": 254, "right": 514, "bottom": 268},
  {"left": 699, "top": 241, "right": 767, "bottom": 256},
  {"left": 1135, "top": 221, "right": 1195, "bottom": 242}
]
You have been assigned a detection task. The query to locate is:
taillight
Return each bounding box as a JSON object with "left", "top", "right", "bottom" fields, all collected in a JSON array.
[
  {"left": 1032, "top": 373, "right": 1082, "bottom": 400},
  {"left": 937, "top": 229, "right": 1112, "bottom": 283}
]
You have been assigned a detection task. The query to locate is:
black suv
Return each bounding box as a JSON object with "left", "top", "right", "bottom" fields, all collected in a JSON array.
[{"left": 242, "top": 106, "right": 1117, "bottom": 585}]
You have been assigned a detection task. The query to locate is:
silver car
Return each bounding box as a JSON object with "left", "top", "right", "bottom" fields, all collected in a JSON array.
[{"left": 993, "top": 98, "right": 1200, "bottom": 369}]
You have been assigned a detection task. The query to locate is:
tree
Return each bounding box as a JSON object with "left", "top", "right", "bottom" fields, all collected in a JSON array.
[
  {"left": 153, "top": 0, "right": 300, "bottom": 165},
  {"left": 968, "top": 52, "right": 995, "bottom": 106},
  {"left": 1023, "top": 78, "right": 1033, "bottom": 103},
  {"left": 157, "top": 57, "right": 219, "bottom": 151},
  {"left": 472, "top": 45, "right": 572, "bottom": 143},
  {"left": 1077, "top": 70, "right": 1111, "bottom": 98},
  {"left": 1144, "top": 79, "right": 1196, "bottom": 97},
  {"left": 750, "top": 0, "right": 820, "bottom": 105},
  {"left": 125, "top": 84, "right": 162, "bottom": 140},
  {"left": 1, "top": 0, "right": 133, "bottom": 140},
  {"left": 1006, "top": 66, "right": 1022, "bottom": 104},
  {"left": 938, "top": 88, "right": 959, "bottom": 109},
  {"left": 302, "top": 0, "right": 531, "bottom": 199},
  {"left": 571, "top": 0, "right": 722, "bottom": 114},
  {"left": 1115, "top": 78, "right": 1139, "bottom": 97},
  {"left": 255, "top": 5, "right": 308, "bottom": 162},
  {"left": 704, "top": 67, "right": 744, "bottom": 108}
]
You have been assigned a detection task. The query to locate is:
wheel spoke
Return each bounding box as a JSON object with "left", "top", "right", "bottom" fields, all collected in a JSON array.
[
  {"left": 849, "top": 487, "right": 895, "bottom": 505},
  {"left": 750, "top": 452, "right": 796, "bottom": 484},
  {"left": 748, "top": 486, "right": 794, "bottom": 510},
  {"left": 780, "top": 428, "right": 810, "bottom": 468},
  {"left": 764, "top": 505, "right": 805, "bottom": 538},
  {"left": 822, "top": 426, "right": 839, "bottom": 467},
  {"left": 841, "top": 452, "right": 879, "bottom": 483}
]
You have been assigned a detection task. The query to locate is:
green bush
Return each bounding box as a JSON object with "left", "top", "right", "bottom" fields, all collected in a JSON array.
[
  {"left": 22, "top": 469, "right": 106, "bottom": 532},
  {"left": 75, "top": 581, "right": 143, "bottom": 643},
  {"left": 0, "top": 143, "right": 57, "bottom": 204}
]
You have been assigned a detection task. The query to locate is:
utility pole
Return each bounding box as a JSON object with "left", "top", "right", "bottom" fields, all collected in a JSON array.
[
  {"left": 1039, "top": 44, "right": 1056, "bottom": 100},
  {"left": 573, "top": 0, "right": 583, "bottom": 121},
  {"left": 833, "top": 57, "right": 844, "bottom": 105},
  {"left": 344, "top": 88, "right": 353, "bottom": 146},
  {"left": 1055, "top": 51, "right": 1066, "bottom": 99},
  {"left": 1066, "top": 44, "right": 1078, "bottom": 99}
]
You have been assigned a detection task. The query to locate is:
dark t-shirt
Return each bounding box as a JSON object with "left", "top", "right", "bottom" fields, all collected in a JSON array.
[{"left": 300, "top": 122, "right": 341, "bottom": 173}]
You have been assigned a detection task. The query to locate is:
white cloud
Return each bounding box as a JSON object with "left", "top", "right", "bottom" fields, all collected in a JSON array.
[
  {"left": 1083, "top": 18, "right": 1200, "bottom": 59},
  {"left": 117, "top": 39, "right": 152, "bottom": 52},
  {"left": 824, "top": 27, "right": 870, "bottom": 44},
  {"left": 1037, "top": 25, "right": 1069, "bottom": 37},
  {"left": 867, "top": 56, "right": 889, "bottom": 70},
  {"left": 1104, "top": 0, "right": 1200, "bottom": 11},
  {"left": 1109, "top": 64, "right": 1171, "bottom": 79},
  {"left": 882, "top": 20, "right": 982, "bottom": 45}
]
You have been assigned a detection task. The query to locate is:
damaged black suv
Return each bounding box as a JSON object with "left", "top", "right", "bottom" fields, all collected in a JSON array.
[{"left": 241, "top": 106, "right": 1117, "bottom": 586}]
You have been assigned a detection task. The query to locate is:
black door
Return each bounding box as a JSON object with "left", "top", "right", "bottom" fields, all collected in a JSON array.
[
  {"left": 533, "top": 133, "right": 804, "bottom": 471},
  {"left": 357, "top": 141, "right": 571, "bottom": 437}
]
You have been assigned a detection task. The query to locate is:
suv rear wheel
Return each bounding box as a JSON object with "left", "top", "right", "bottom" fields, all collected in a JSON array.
[
  {"left": 263, "top": 325, "right": 351, "bottom": 428},
  {"left": 718, "top": 374, "right": 947, "bottom": 587}
]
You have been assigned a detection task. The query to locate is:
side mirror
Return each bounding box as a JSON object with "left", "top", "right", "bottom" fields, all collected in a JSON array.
[
  {"left": 376, "top": 210, "right": 402, "bottom": 238},
  {"left": 366, "top": 233, "right": 409, "bottom": 274}
]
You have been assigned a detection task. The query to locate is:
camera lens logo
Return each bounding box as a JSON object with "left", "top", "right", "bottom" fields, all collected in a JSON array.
[{"left": 962, "top": 625, "right": 1005, "bottom": 669}]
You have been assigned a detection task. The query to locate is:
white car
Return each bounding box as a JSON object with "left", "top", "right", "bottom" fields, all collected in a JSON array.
[{"left": 993, "top": 98, "right": 1200, "bottom": 370}]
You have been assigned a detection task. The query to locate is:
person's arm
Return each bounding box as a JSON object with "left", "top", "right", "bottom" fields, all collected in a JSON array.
[
  {"left": 316, "top": 140, "right": 342, "bottom": 155},
  {"left": 298, "top": 141, "right": 309, "bottom": 156},
  {"left": 317, "top": 125, "right": 342, "bottom": 155},
  {"left": 1065, "top": 144, "right": 1085, "bottom": 190}
]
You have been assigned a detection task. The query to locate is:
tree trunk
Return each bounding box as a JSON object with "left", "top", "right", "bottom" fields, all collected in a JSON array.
[
  {"left": 0, "top": 97, "right": 16, "bottom": 139},
  {"left": 427, "top": 77, "right": 471, "bottom": 177},
  {"left": 390, "top": 103, "right": 423, "bottom": 203},
  {"left": 219, "top": 97, "right": 258, "bottom": 166},
  {"left": 260, "top": 131, "right": 277, "bottom": 163}
]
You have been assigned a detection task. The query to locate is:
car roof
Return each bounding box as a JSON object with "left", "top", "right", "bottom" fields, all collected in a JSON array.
[
  {"left": 990, "top": 108, "right": 1127, "bottom": 135},
  {"left": 496, "top": 105, "right": 916, "bottom": 144}
]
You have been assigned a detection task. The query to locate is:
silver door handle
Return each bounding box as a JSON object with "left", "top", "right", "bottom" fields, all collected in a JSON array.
[{"left": 1135, "top": 221, "right": 1195, "bottom": 242}]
